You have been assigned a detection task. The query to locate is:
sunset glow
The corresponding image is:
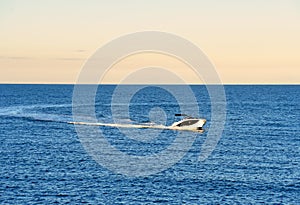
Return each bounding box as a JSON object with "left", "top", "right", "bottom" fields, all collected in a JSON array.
[{"left": 1, "top": 0, "right": 299, "bottom": 84}]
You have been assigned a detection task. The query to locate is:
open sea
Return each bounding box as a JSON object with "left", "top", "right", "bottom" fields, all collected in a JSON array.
[{"left": 0, "top": 84, "right": 299, "bottom": 204}]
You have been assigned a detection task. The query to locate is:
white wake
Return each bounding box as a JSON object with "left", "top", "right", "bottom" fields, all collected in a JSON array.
[{"left": 68, "top": 121, "right": 204, "bottom": 133}]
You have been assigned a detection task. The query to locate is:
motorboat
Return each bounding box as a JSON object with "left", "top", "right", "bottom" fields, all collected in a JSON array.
[
  {"left": 171, "top": 114, "right": 206, "bottom": 131},
  {"left": 69, "top": 113, "right": 206, "bottom": 132}
]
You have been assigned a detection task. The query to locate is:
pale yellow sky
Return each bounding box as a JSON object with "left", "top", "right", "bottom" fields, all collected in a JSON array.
[{"left": 0, "top": 0, "right": 299, "bottom": 84}]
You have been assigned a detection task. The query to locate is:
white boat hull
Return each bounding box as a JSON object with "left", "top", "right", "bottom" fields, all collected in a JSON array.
[{"left": 171, "top": 118, "right": 206, "bottom": 130}]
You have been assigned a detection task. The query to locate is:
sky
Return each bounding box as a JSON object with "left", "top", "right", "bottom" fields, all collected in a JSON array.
[{"left": 0, "top": 0, "right": 299, "bottom": 84}]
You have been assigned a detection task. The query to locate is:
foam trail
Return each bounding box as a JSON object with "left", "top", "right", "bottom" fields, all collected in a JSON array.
[
  {"left": 0, "top": 104, "right": 204, "bottom": 133},
  {"left": 0, "top": 104, "right": 75, "bottom": 124},
  {"left": 68, "top": 121, "right": 204, "bottom": 133}
]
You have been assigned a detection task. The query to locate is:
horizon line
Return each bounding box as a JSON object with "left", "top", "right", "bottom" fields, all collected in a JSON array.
[{"left": 0, "top": 82, "right": 299, "bottom": 85}]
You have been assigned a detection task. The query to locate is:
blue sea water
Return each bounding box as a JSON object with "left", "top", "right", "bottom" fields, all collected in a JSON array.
[{"left": 0, "top": 84, "right": 299, "bottom": 204}]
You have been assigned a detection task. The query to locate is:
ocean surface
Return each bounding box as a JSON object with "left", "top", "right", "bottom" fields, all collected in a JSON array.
[{"left": 0, "top": 84, "right": 299, "bottom": 204}]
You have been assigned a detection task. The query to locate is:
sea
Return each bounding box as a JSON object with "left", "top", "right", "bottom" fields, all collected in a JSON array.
[{"left": 0, "top": 84, "right": 299, "bottom": 204}]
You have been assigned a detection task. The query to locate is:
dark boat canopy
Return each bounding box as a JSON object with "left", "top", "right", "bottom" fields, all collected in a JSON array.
[{"left": 175, "top": 114, "right": 193, "bottom": 118}]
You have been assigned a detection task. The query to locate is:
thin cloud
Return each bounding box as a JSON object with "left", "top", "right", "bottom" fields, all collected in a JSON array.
[
  {"left": 0, "top": 56, "right": 85, "bottom": 61},
  {"left": 0, "top": 56, "right": 33, "bottom": 60},
  {"left": 75, "top": 49, "right": 87, "bottom": 53},
  {"left": 53, "top": 57, "right": 85, "bottom": 61}
]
